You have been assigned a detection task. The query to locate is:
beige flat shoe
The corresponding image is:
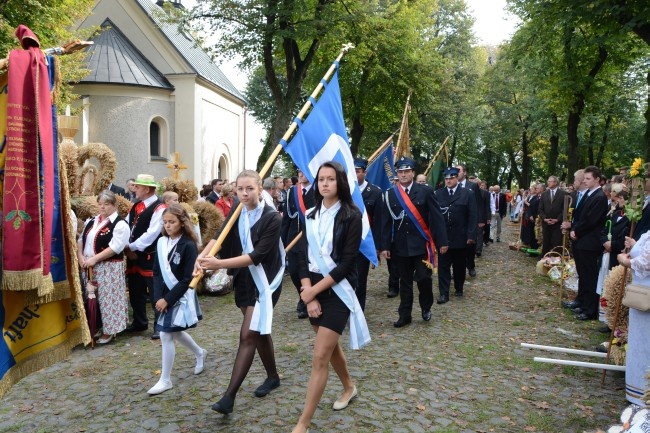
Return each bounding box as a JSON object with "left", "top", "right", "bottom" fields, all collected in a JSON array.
[{"left": 332, "top": 386, "right": 357, "bottom": 410}]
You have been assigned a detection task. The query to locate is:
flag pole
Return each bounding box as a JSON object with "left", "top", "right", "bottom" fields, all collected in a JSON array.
[
  {"left": 367, "top": 128, "right": 399, "bottom": 165},
  {"left": 395, "top": 90, "right": 412, "bottom": 160},
  {"left": 423, "top": 136, "right": 449, "bottom": 177},
  {"left": 190, "top": 43, "right": 355, "bottom": 288}
]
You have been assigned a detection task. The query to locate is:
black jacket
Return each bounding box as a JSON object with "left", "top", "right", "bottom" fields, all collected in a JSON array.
[
  {"left": 601, "top": 207, "right": 630, "bottom": 269},
  {"left": 153, "top": 234, "right": 198, "bottom": 307},
  {"left": 572, "top": 188, "right": 608, "bottom": 251},
  {"left": 297, "top": 205, "right": 362, "bottom": 289},
  {"left": 360, "top": 181, "right": 383, "bottom": 248},
  {"left": 380, "top": 182, "right": 448, "bottom": 255},
  {"left": 281, "top": 184, "right": 315, "bottom": 247},
  {"left": 434, "top": 186, "right": 477, "bottom": 249}
]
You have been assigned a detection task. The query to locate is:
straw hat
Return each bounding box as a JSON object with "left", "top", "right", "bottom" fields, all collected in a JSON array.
[{"left": 133, "top": 174, "right": 159, "bottom": 188}]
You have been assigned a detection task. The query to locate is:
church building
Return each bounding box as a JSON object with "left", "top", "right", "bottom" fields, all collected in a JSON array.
[{"left": 72, "top": 0, "right": 247, "bottom": 186}]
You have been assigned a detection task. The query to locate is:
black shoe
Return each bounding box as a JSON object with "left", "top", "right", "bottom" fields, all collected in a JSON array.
[
  {"left": 297, "top": 310, "right": 308, "bottom": 319},
  {"left": 454, "top": 291, "right": 463, "bottom": 297},
  {"left": 437, "top": 295, "right": 449, "bottom": 305},
  {"left": 211, "top": 395, "right": 235, "bottom": 414},
  {"left": 571, "top": 307, "right": 583, "bottom": 314},
  {"left": 124, "top": 324, "right": 148, "bottom": 333},
  {"left": 597, "top": 325, "right": 611, "bottom": 334},
  {"left": 595, "top": 345, "right": 608, "bottom": 353},
  {"left": 422, "top": 310, "right": 432, "bottom": 321},
  {"left": 575, "top": 313, "right": 598, "bottom": 321},
  {"left": 393, "top": 316, "right": 412, "bottom": 328},
  {"left": 254, "top": 377, "right": 280, "bottom": 397},
  {"left": 151, "top": 331, "right": 160, "bottom": 340},
  {"left": 387, "top": 290, "right": 398, "bottom": 298},
  {"left": 562, "top": 300, "right": 580, "bottom": 309},
  {"left": 476, "top": 252, "right": 482, "bottom": 257},
  {"left": 489, "top": 238, "right": 494, "bottom": 243},
  {"left": 496, "top": 238, "right": 500, "bottom": 242},
  {"left": 296, "top": 300, "right": 306, "bottom": 313},
  {"left": 468, "top": 268, "right": 477, "bottom": 277}
]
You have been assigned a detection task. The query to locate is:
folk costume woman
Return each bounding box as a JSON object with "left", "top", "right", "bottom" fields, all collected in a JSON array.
[
  {"left": 291, "top": 161, "right": 370, "bottom": 433},
  {"left": 196, "top": 170, "right": 284, "bottom": 414},
  {"left": 147, "top": 204, "right": 207, "bottom": 395},
  {"left": 619, "top": 233, "right": 650, "bottom": 407},
  {"left": 78, "top": 190, "right": 129, "bottom": 344}
]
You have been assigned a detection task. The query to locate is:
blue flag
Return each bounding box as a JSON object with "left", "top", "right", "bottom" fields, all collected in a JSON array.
[
  {"left": 366, "top": 143, "right": 395, "bottom": 191},
  {"left": 282, "top": 70, "right": 378, "bottom": 266}
]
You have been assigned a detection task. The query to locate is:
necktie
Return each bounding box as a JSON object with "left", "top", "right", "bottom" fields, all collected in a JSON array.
[
  {"left": 551, "top": 190, "right": 555, "bottom": 202},
  {"left": 495, "top": 194, "right": 499, "bottom": 208},
  {"left": 135, "top": 201, "right": 145, "bottom": 215},
  {"left": 405, "top": 187, "right": 409, "bottom": 195},
  {"left": 576, "top": 191, "right": 584, "bottom": 207},
  {"left": 460, "top": 182, "right": 465, "bottom": 188},
  {"left": 302, "top": 187, "right": 307, "bottom": 197},
  {"left": 449, "top": 189, "right": 454, "bottom": 196}
]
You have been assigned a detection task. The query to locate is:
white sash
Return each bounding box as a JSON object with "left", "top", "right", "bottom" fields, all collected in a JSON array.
[
  {"left": 305, "top": 216, "right": 371, "bottom": 350},
  {"left": 239, "top": 207, "right": 285, "bottom": 335},
  {"left": 156, "top": 238, "right": 200, "bottom": 328}
]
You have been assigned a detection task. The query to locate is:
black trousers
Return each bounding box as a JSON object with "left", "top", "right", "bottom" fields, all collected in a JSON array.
[
  {"left": 466, "top": 242, "right": 476, "bottom": 270},
  {"left": 394, "top": 254, "right": 433, "bottom": 318},
  {"left": 438, "top": 247, "right": 467, "bottom": 297},
  {"left": 542, "top": 224, "right": 564, "bottom": 256},
  {"left": 355, "top": 253, "right": 370, "bottom": 311},
  {"left": 573, "top": 248, "right": 601, "bottom": 317},
  {"left": 387, "top": 248, "right": 400, "bottom": 293},
  {"left": 127, "top": 273, "right": 156, "bottom": 329}
]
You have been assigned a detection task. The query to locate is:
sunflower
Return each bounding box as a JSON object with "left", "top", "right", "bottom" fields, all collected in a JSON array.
[{"left": 629, "top": 157, "right": 643, "bottom": 177}]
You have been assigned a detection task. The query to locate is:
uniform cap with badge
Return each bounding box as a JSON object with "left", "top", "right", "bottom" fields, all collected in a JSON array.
[
  {"left": 443, "top": 167, "right": 459, "bottom": 179},
  {"left": 354, "top": 157, "right": 368, "bottom": 170},
  {"left": 395, "top": 156, "right": 416, "bottom": 171}
]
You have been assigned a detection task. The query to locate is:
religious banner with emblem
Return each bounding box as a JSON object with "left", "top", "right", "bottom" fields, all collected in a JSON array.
[{"left": 0, "top": 25, "right": 89, "bottom": 399}]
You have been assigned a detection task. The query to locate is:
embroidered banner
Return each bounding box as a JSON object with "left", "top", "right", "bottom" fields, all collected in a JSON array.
[
  {"left": 2, "top": 25, "right": 55, "bottom": 291},
  {"left": 0, "top": 27, "right": 89, "bottom": 398}
]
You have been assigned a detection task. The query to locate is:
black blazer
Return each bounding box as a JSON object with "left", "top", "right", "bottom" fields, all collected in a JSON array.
[
  {"left": 601, "top": 207, "right": 630, "bottom": 269},
  {"left": 495, "top": 192, "right": 507, "bottom": 217},
  {"left": 539, "top": 188, "right": 566, "bottom": 223},
  {"left": 153, "top": 234, "right": 198, "bottom": 307},
  {"left": 297, "top": 206, "right": 362, "bottom": 289},
  {"left": 526, "top": 194, "right": 541, "bottom": 220},
  {"left": 572, "top": 188, "right": 608, "bottom": 251},
  {"left": 434, "top": 186, "right": 477, "bottom": 248},
  {"left": 478, "top": 188, "right": 491, "bottom": 224},
  {"left": 281, "top": 184, "right": 315, "bottom": 247},
  {"left": 361, "top": 181, "right": 383, "bottom": 249},
  {"left": 206, "top": 191, "right": 219, "bottom": 205},
  {"left": 380, "top": 182, "right": 448, "bottom": 255},
  {"left": 216, "top": 204, "right": 283, "bottom": 289}
]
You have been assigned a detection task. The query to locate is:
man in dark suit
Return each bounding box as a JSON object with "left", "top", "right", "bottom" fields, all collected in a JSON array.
[
  {"left": 205, "top": 178, "right": 223, "bottom": 205},
  {"left": 281, "top": 170, "right": 315, "bottom": 319},
  {"left": 353, "top": 158, "right": 383, "bottom": 311},
  {"left": 386, "top": 176, "right": 401, "bottom": 298},
  {"left": 380, "top": 157, "right": 448, "bottom": 327},
  {"left": 435, "top": 167, "right": 477, "bottom": 303},
  {"left": 109, "top": 182, "right": 128, "bottom": 198},
  {"left": 539, "top": 176, "right": 566, "bottom": 255},
  {"left": 566, "top": 166, "right": 609, "bottom": 320},
  {"left": 456, "top": 165, "right": 480, "bottom": 276},
  {"left": 490, "top": 186, "right": 507, "bottom": 242}
]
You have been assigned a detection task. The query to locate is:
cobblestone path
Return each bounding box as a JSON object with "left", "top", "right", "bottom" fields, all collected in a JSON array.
[{"left": 0, "top": 224, "right": 625, "bottom": 432}]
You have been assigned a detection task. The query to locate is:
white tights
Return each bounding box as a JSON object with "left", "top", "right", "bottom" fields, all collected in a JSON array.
[{"left": 160, "top": 330, "right": 203, "bottom": 382}]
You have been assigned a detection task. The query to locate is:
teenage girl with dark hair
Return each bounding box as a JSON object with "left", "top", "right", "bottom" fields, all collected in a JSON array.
[{"left": 291, "top": 161, "right": 370, "bottom": 433}]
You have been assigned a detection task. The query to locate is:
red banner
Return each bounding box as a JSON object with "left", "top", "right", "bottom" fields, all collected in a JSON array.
[{"left": 2, "top": 25, "right": 54, "bottom": 291}]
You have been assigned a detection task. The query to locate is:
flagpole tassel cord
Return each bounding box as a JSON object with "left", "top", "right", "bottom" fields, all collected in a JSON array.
[{"left": 189, "top": 43, "right": 355, "bottom": 288}]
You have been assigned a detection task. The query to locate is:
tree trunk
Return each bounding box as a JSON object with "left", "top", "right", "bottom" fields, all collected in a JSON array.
[
  {"left": 349, "top": 115, "right": 364, "bottom": 157},
  {"left": 256, "top": 103, "right": 296, "bottom": 172},
  {"left": 597, "top": 114, "right": 612, "bottom": 168},
  {"left": 587, "top": 123, "right": 596, "bottom": 166},
  {"left": 548, "top": 113, "right": 560, "bottom": 177}
]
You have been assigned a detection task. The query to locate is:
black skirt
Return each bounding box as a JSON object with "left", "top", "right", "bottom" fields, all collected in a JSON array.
[
  {"left": 308, "top": 272, "right": 350, "bottom": 335},
  {"left": 234, "top": 272, "right": 282, "bottom": 309}
]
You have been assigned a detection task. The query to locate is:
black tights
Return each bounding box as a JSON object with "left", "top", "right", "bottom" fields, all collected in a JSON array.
[{"left": 224, "top": 306, "right": 279, "bottom": 398}]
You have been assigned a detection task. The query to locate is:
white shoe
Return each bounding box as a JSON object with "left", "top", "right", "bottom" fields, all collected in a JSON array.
[
  {"left": 147, "top": 380, "right": 172, "bottom": 395},
  {"left": 332, "top": 386, "right": 357, "bottom": 410},
  {"left": 194, "top": 349, "right": 207, "bottom": 375}
]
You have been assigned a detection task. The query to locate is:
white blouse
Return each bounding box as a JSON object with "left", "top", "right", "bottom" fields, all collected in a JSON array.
[
  {"left": 631, "top": 231, "right": 650, "bottom": 280},
  {"left": 82, "top": 212, "right": 130, "bottom": 258},
  {"left": 307, "top": 201, "right": 341, "bottom": 274}
]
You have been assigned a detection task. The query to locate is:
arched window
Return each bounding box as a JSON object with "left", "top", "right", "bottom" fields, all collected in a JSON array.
[
  {"left": 150, "top": 122, "right": 160, "bottom": 156},
  {"left": 149, "top": 116, "right": 168, "bottom": 161}
]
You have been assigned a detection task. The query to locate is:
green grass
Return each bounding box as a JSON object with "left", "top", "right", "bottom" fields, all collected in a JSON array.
[{"left": 526, "top": 411, "right": 556, "bottom": 431}]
